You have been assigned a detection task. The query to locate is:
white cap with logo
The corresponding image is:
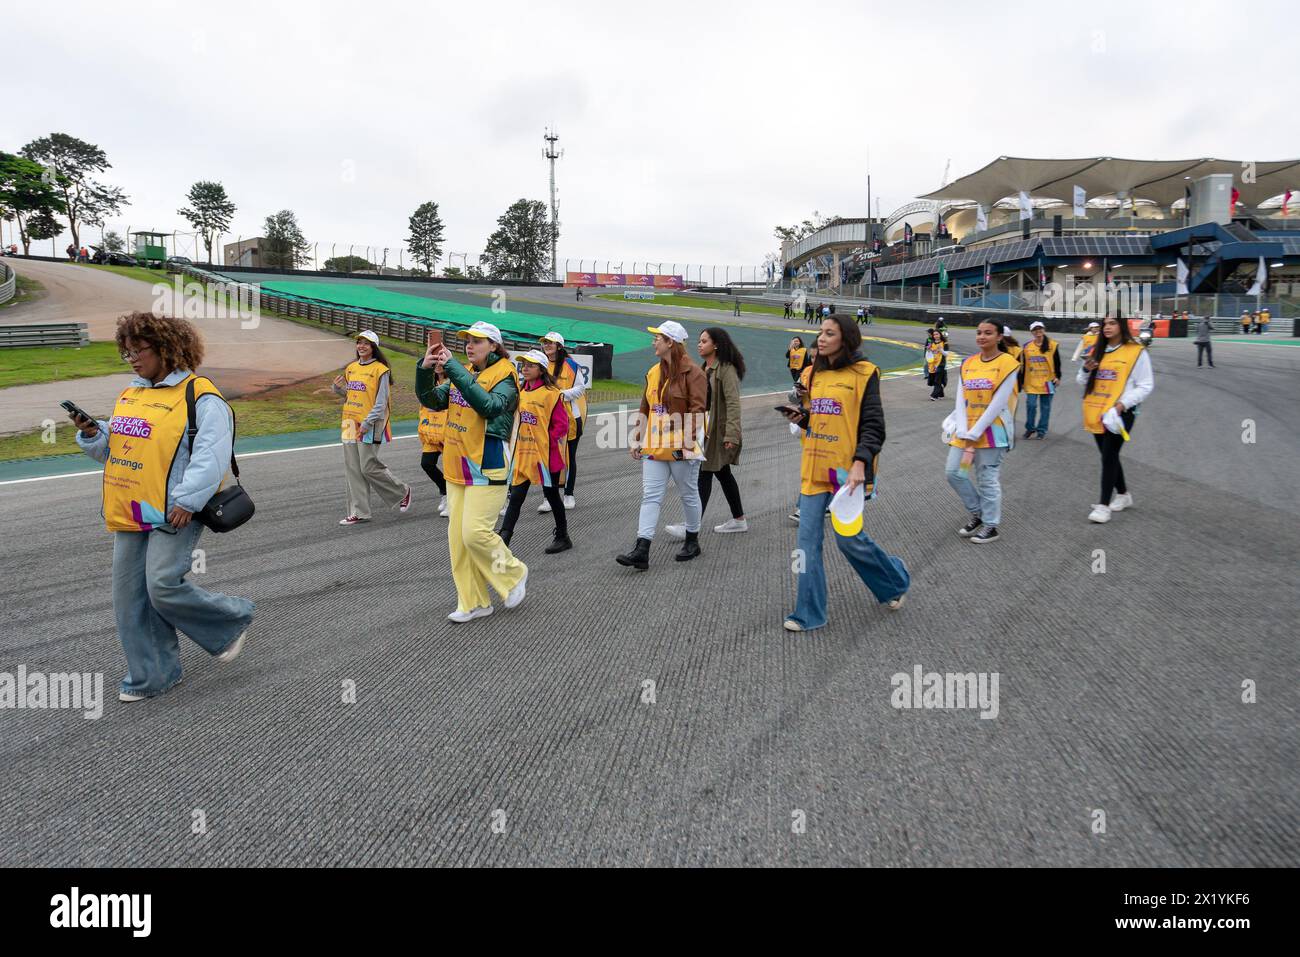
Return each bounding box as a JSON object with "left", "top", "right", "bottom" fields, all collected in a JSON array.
[
  {"left": 648, "top": 320, "right": 688, "bottom": 343},
  {"left": 464, "top": 321, "right": 503, "bottom": 344},
  {"left": 518, "top": 349, "right": 550, "bottom": 368},
  {"left": 1029, "top": 321, "right": 1045, "bottom": 330},
  {"left": 356, "top": 330, "right": 380, "bottom": 345},
  {"left": 540, "top": 331, "right": 565, "bottom": 346}
]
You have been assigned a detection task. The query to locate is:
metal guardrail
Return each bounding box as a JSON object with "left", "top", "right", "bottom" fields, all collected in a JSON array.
[
  {"left": 0, "top": 322, "right": 90, "bottom": 348},
  {"left": 0, "top": 262, "right": 15, "bottom": 305}
]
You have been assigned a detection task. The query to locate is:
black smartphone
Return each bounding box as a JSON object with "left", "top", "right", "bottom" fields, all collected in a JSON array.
[
  {"left": 60, "top": 400, "right": 97, "bottom": 426},
  {"left": 775, "top": 404, "right": 803, "bottom": 416}
]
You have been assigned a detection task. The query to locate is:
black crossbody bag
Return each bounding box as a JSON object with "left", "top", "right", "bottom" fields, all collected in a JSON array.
[{"left": 186, "top": 377, "right": 255, "bottom": 532}]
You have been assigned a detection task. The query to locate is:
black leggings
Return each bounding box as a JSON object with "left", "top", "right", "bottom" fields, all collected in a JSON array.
[
  {"left": 564, "top": 418, "right": 582, "bottom": 496},
  {"left": 499, "top": 472, "right": 567, "bottom": 545},
  {"left": 420, "top": 451, "right": 446, "bottom": 495},
  {"left": 699, "top": 465, "right": 744, "bottom": 520},
  {"left": 1093, "top": 411, "right": 1136, "bottom": 504},
  {"left": 929, "top": 365, "right": 947, "bottom": 398}
]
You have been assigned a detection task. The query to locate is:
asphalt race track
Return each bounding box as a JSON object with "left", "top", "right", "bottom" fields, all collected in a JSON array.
[{"left": 1, "top": 325, "right": 1296, "bottom": 866}]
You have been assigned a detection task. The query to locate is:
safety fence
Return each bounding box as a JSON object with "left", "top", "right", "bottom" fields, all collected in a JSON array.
[{"left": 0, "top": 262, "right": 15, "bottom": 305}]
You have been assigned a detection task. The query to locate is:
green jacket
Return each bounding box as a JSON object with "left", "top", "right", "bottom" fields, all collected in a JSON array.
[{"left": 414, "top": 351, "right": 518, "bottom": 440}]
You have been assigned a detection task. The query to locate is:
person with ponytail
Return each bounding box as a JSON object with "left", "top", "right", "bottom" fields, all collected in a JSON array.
[
  {"left": 616, "top": 321, "right": 707, "bottom": 570},
  {"left": 924, "top": 328, "right": 949, "bottom": 401},
  {"left": 779, "top": 314, "right": 909, "bottom": 632},
  {"left": 1020, "top": 320, "right": 1061, "bottom": 439},
  {"left": 415, "top": 322, "right": 528, "bottom": 622},
  {"left": 942, "top": 318, "right": 1020, "bottom": 544},
  {"left": 785, "top": 336, "right": 810, "bottom": 384},
  {"left": 498, "top": 350, "right": 572, "bottom": 553},
  {"left": 539, "top": 331, "right": 587, "bottom": 512},
  {"left": 1078, "top": 315, "right": 1154, "bottom": 524},
  {"left": 333, "top": 330, "right": 412, "bottom": 526}
]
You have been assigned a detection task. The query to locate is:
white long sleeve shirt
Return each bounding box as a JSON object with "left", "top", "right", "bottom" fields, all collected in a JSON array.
[
  {"left": 1075, "top": 345, "right": 1154, "bottom": 411},
  {"left": 946, "top": 373, "right": 1018, "bottom": 442}
]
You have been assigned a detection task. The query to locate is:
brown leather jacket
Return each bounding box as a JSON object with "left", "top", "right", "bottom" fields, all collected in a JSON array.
[{"left": 639, "top": 357, "right": 707, "bottom": 418}]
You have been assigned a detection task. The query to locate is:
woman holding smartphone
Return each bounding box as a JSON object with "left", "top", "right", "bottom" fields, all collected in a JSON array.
[
  {"left": 332, "top": 330, "right": 411, "bottom": 526},
  {"left": 498, "top": 350, "right": 572, "bottom": 553},
  {"left": 416, "top": 322, "right": 528, "bottom": 622},
  {"left": 780, "top": 314, "right": 909, "bottom": 632},
  {"left": 70, "top": 312, "right": 254, "bottom": 702}
]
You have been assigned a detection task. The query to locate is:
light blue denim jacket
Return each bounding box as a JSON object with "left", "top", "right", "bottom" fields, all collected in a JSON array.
[{"left": 76, "top": 369, "right": 235, "bottom": 515}]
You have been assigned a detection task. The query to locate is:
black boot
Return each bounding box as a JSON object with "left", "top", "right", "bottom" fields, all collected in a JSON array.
[
  {"left": 616, "top": 537, "right": 651, "bottom": 570},
  {"left": 545, "top": 534, "right": 573, "bottom": 554},
  {"left": 674, "top": 530, "right": 701, "bottom": 562}
]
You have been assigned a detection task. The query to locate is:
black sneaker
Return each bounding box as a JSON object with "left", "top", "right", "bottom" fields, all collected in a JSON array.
[
  {"left": 957, "top": 515, "right": 983, "bottom": 538},
  {"left": 970, "top": 526, "right": 1000, "bottom": 544},
  {"left": 1023, "top": 428, "right": 1034, "bottom": 439}
]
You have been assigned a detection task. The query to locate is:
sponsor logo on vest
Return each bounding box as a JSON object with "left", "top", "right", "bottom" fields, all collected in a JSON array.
[
  {"left": 810, "top": 397, "right": 843, "bottom": 415},
  {"left": 965, "top": 378, "right": 995, "bottom": 390},
  {"left": 109, "top": 416, "right": 152, "bottom": 438},
  {"left": 449, "top": 388, "right": 471, "bottom": 408},
  {"left": 890, "top": 665, "right": 1000, "bottom": 719},
  {"left": 347, "top": 380, "right": 368, "bottom": 391},
  {"left": 1097, "top": 369, "right": 1119, "bottom": 381},
  {"left": 108, "top": 455, "right": 144, "bottom": 471},
  {"left": 49, "top": 886, "right": 151, "bottom": 937},
  {"left": 0, "top": 666, "right": 104, "bottom": 719},
  {"left": 520, "top": 410, "right": 538, "bottom": 425}
]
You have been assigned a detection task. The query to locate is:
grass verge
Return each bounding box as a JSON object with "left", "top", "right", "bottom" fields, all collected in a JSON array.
[{"left": 0, "top": 342, "right": 126, "bottom": 389}]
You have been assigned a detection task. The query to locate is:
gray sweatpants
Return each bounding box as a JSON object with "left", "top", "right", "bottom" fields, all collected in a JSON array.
[{"left": 343, "top": 441, "right": 407, "bottom": 519}]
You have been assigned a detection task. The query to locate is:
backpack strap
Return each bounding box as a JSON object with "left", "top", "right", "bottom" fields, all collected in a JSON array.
[{"left": 186, "top": 375, "right": 240, "bottom": 479}]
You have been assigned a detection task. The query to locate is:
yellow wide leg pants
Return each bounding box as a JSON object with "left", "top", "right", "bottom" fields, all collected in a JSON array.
[{"left": 446, "top": 482, "right": 527, "bottom": 612}]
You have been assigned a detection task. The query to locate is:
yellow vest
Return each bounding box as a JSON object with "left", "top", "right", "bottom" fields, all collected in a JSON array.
[
  {"left": 513, "top": 383, "right": 568, "bottom": 486},
  {"left": 1081, "top": 331, "right": 1100, "bottom": 354},
  {"left": 798, "top": 359, "right": 880, "bottom": 496},
  {"left": 553, "top": 356, "right": 588, "bottom": 442},
  {"left": 1004, "top": 343, "right": 1022, "bottom": 361},
  {"left": 1261, "top": 310, "right": 1271, "bottom": 325},
  {"left": 341, "top": 360, "right": 391, "bottom": 443},
  {"left": 1022, "top": 338, "right": 1059, "bottom": 395},
  {"left": 1082, "top": 341, "right": 1143, "bottom": 434},
  {"left": 925, "top": 344, "right": 945, "bottom": 373},
  {"left": 417, "top": 405, "right": 447, "bottom": 452},
  {"left": 788, "top": 347, "right": 807, "bottom": 371},
  {"left": 641, "top": 362, "right": 703, "bottom": 462},
  {"left": 951, "top": 352, "right": 1020, "bottom": 449},
  {"left": 102, "top": 375, "right": 225, "bottom": 532},
  {"left": 1240, "top": 315, "right": 1251, "bottom": 328},
  {"left": 443, "top": 357, "right": 518, "bottom": 485}
]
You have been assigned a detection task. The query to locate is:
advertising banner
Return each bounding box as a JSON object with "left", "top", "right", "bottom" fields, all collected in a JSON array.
[
  {"left": 566, "top": 272, "right": 597, "bottom": 286},
  {"left": 653, "top": 275, "right": 685, "bottom": 289}
]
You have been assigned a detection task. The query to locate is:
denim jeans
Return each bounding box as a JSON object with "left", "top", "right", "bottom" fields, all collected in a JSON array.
[
  {"left": 1024, "top": 392, "right": 1053, "bottom": 435},
  {"left": 112, "top": 524, "right": 255, "bottom": 698},
  {"left": 789, "top": 491, "right": 910, "bottom": 631},
  {"left": 945, "top": 445, "right": 1007, "bottom": 526},
  {"left": 637, "top": 457, "right": 701, "bottom": 539}
]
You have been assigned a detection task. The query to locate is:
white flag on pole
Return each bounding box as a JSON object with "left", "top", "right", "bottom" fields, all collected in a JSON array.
[
  {"left": 1175, "top": 257, "right": 1189, "bottom": 295},
  {"left": 1073, "top": 186, "right": 1087, "bottom": 217},
  {"left": 975, "top": 204, "right": 988, "bottom": 232},
  {"left": 1247, "top": 256, "right": 1266, "bottom": 296},
  {"left": 1018, "top": 191, "right": 1032, "bottom": 221}
]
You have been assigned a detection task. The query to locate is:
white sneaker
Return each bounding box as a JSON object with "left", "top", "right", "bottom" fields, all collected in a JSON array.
[
  {"left": 118, "top": 690, "right": 147, "bottom": 702},
  {"left": 217, "top": 629, "right": 248, "bottom": 663},
  {"left": 714, "top": 518, "right": 748, "bottom": 533},
  {"left": 437, "top": 495, "right": 448, "bottom": 516},
  {"left": 499, "top": 504, "right": 508, "bottom": 516},
  {"left": 447, "top": 606, "right": 494, "bottom": 623},
  {"left": 538, "top": 500, "right": 552, "bottom": 513},
  {"left": 888, "top": 594, "right": 906, "bottom": 611},
  {"left": 1109, "top": 492, "right": 1133, "bottom": 512},
  {"left": 504, "top": 567, "right": 528, "bottom": 609},
  {"left": 1088, "top": 504, "right": 1112, "bottom": 523},
  {"left": 664, "top": 524, "right": 687, "bottom": 540},
  {"left": 783, "top": 619, "right": 804, "bottom": 632},
  {"left": 562, "top": 494, "right": 576, "bottom": 509}
]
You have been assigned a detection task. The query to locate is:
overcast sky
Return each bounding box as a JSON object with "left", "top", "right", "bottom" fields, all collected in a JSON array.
[{"left": 6, "top": 0, "right": 1296, "bottom": 271}]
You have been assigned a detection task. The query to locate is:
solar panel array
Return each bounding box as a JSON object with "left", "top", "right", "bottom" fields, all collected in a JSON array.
[
  {"left": 989, "top": 239, "right": 1040, "bottom": 263},
  {"left": 1039, "top": 237, "right": 1152, "bottom": 257}
]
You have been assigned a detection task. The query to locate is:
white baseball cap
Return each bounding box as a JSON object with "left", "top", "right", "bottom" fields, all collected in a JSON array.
[
  {"left": 829, "top": 482, "right": 865, "bottom": 537},
  {"left": 1029, "top": 321, "right": 1045, "bottom": 330},
  {"left": 1087, "top": 320, "right": 1101, "bottom": 329},
  {"left": 517, "top": 349, "right": 550, "bottom": 368},
  {"left": 464, "top": 321, "right": 503, "bottom": 344},
  {"left": 356, "top": 330, "right": 379, "bottom": 345},
  {"left": 648, "top": 320, "right": 688, "bottom": 343},
  {"left": 1002, "top": 325, "right": 1013, "bottom": 336},
  {"left": 540, "top": 331, "right": 566, "bottom": 346}
]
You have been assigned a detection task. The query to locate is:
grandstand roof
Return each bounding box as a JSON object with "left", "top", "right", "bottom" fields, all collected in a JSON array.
[{"left": 919, "top": 157, "right": 1300, "bottom": 208}]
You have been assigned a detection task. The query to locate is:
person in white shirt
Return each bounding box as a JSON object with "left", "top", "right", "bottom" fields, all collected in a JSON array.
[{"left": 1077, "top": 316, "right": 1154, "bottom": 523}]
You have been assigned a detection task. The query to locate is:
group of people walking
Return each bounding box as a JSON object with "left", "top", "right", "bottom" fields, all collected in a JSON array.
[{"left": 67, "top": 304, "right": 1156, "bottom": 704}]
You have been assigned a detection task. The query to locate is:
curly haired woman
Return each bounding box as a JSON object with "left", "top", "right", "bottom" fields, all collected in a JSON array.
[{"left": 67, "top": 312, "right": 254, "bottom": 703}]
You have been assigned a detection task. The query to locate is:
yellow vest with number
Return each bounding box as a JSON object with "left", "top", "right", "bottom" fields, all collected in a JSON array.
[
  {"left": 1022, "top": 339, "right": 1058, "bottom": 395},
  {"left": 443, "top": 358, "right": 518, "bottom": 485},
  {"left": 554, "top": 356, "right": 588, "bottom": 441},
  {"left": 951, "top": 353, "right": 1020, "bottom": 449},
  {"left": 417, "top": 405, "right": 447, "bottom": 452},
  {"left": 788, "top": 347, "right": 807, "bottom": 371},
  {"left": 642, "top": 362, "right": 703, "bottom": 462},
  {"left": 1082, "top": 342, "right": 1143, "bottom": 434},
  {"left": 798, "top": 359, "right": 879, "bottom": 496},
  {"left": 102, "top": 375, "right": 225, "bottom": 532},
  {"left": 512, "top": 383, "right": 568, "bottom": 486},
  {"left": 341, "top": 360, "right": 391, "bottom": 443}
]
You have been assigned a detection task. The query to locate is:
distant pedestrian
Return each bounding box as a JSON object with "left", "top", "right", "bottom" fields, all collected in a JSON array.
[
  {"left": 1260, "top": 308, "right": 1270, "bottom": 334},
  {"left": 66, "top": 243, "right": 77, "bottom": 261},
  {"left": 783, "top": 301, "right": 792, "bottom": 319},
  {"left": 856, "top": 306, "right": 866, "bottom": 325},
  {"left": 576, "top": 286, "right": 583, "bottom": 301},
  {"left": 1020, "top": 321, "right": 1061, "bottom": 438},
  {"left": 333, "top": 331, "right": 412, "bottom": 526},
  {"left": 924, "top": 329, "right": 949, "bottom": 401},
  {"left": 786, "top": 336, "right": 810, "bottom": 383},
  {"left": 1239, "top": 310, "right": 1251, "bottom": 335},
  {"left": 733, "top": 296, "right": 741, "bottom": 316},
  {"left": 1080, "top": 316, "right": 1154, "bottom": 524},
  {"left": 1194, "top": 314, "right": 1214, "bottom": 367}
]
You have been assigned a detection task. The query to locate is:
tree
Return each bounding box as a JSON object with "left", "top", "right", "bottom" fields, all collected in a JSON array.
[
  {"left": 262, "top": 210, "right": 310, "bottom": 269},
  {"left": 774, "top": 210, "right": 838, "bottom": 244},
  {"left": 25, "top": 209, "right": 63, "bottom": 251},
  {"left": 178, "top": 181, "right": 236, "bottom": 263},
  {"left": 103, "top": 229, "right": 125, "bottom": 253},
  {"left": 0, "top": 151, "right": 66, "bottom": 254},
  {"left": 323, "top": 255, "right": 375, "bottom": 273},
  {"left": 442, "top": 265, "right": 465, "bottom": 279},
  {"left": 405, "top": 200, "right": 446, "bottom": 275},
  {"left": 481, "top": 199, "right": 554, "bottom": 282},
  {"left": 20, "top": 133, "right": 128, "bottom": 249}
]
